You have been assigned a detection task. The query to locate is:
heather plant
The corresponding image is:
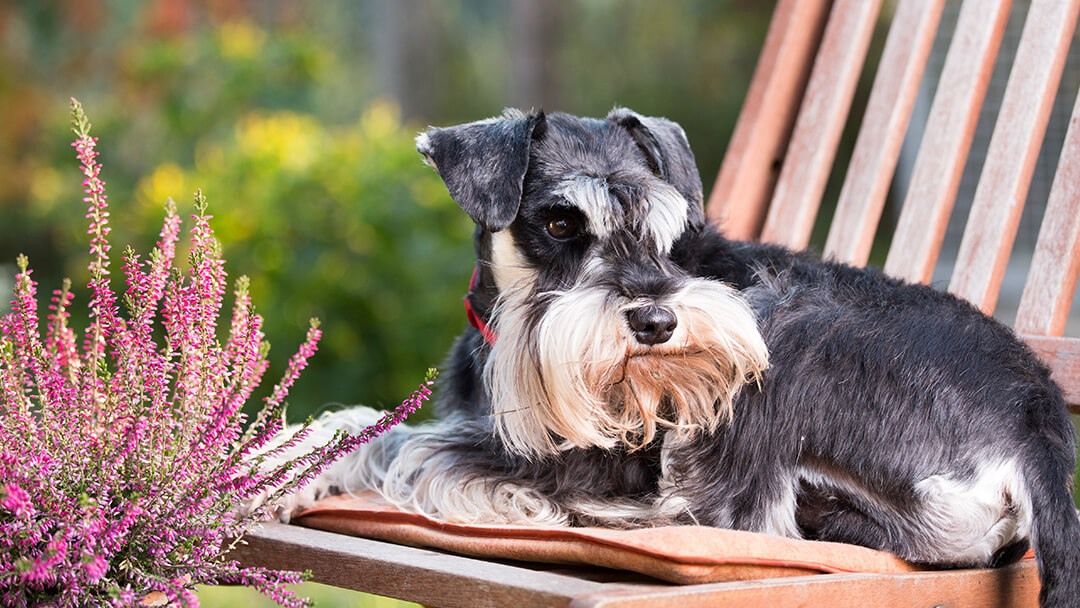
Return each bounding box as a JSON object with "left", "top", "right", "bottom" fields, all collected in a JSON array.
[{"left": 0, "top": 100, "right": 432, "bottom": 607}]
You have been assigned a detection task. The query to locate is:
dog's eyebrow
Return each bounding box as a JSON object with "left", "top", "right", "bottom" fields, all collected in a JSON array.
[
  {"left": 642, "top": 182, "right": 690, "bottom": 255},
  {"left": 552, "top": 175, "right": 688, "bottom": 255},
  {"left": 554, "top": 176, "right": 623, "bottom": 239}
]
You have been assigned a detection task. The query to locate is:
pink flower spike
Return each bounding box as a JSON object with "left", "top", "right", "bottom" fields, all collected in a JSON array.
[
  {"left": 0, "top": 484, "right": 34, "bottom": 519},
  {"left": 81, "top": 554, "right": 108, "bottom": 580}
]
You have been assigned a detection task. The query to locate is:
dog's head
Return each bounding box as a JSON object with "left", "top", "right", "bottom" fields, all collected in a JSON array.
[{"left": 418, "top": 108, "right": 768, "bottom": 459}]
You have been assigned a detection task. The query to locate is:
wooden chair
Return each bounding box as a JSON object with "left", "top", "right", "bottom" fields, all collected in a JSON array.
[{"left": 233, "top": 0, "right": 1080, "bottom": 605}]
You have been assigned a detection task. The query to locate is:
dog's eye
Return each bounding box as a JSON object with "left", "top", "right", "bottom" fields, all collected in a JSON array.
[{"left": 545, "top": 216, "right": 580, "bottom": 241}]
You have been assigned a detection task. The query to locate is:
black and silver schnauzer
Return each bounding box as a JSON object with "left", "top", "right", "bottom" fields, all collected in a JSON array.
[{"left": 263, "top": 109, "right": 1080, "bottom": 606}]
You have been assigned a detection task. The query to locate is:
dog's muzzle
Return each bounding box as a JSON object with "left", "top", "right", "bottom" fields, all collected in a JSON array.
[{"left": 484, "top": 278, "right": 770, "bottom": 458}]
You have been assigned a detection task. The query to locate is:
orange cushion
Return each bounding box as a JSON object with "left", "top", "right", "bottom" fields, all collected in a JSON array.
[{"left": 294, "top": 492, "right": 987, "bottom": 584}]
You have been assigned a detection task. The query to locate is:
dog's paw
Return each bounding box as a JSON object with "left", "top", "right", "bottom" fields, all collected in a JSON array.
[{"left": 242, "top": 481, "right": 326, "bottom": 523}]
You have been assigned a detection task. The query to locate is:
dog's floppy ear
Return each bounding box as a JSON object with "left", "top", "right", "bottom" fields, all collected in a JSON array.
[
  {"left": 607, "top": 108, "right": 703, "bottom": 208},
  {"left": 416, "top": 110, "right": 546, "bottom": 232}
]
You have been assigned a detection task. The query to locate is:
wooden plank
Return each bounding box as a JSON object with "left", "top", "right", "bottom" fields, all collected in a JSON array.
[
  {"left": 1023, "top": 335, "right": 1080, "bottom": 411},
  {"left": 824, "top": 0, "right": 946, "bottom": 267},
  {"left": 759, "top": 0, "right": 884, "bottom": 251},
  {"left": 948, "top": 0, "right": 1080, "bottom": 314},
  {"left": 231, "top": 523, "right": 633, "bottom": 608},
  {"left": 706, "top": 0, "right": 832, "bottom": 241},
  {"left": 884, "top": 0, "right": 1013, "bottom": 284},
  {"left": 1014, "top": 85, "right": 1080, "bottom": 336},
  {"left": 571, "top": 560, "right": 1040, "bottom": 608},
  {"left": 236, "top": 523, "right": 1043, "bottom": 608}
]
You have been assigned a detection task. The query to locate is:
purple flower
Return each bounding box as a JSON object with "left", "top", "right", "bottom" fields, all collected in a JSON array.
[
  {"left": 0, "top": 99, "right": 430, "bottom": 606},
  {"left": 81, "top": 554, "right": 107, "bottom": 580},
  {"left": 0, "top": 484, "right": 33, "bottom": 519}
]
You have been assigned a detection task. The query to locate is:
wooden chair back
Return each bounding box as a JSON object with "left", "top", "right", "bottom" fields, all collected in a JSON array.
[{"left": 707, "top": 0, "right": 1080, "bottom": 412}]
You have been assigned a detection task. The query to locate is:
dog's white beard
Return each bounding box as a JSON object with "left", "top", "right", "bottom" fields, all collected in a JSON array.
[{"left": 486, "top": 279, "right": 770, "bottom": 458}]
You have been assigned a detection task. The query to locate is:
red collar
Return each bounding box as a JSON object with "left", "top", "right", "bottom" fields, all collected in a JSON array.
[{"left": 465, "top": 266, "right": 497, "bottom": 345}]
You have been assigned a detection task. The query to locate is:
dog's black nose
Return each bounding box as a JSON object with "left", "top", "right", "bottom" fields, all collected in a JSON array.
[{"left": 626, "top": 306, "right": 678, "bottom": 345}]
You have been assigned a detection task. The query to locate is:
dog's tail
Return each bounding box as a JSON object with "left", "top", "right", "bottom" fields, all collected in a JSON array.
[{"left": 1020, "top": 387, "right": 1080, "bottom": 608}]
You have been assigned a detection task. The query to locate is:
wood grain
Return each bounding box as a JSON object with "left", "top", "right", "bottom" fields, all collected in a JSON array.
[
  {"left": 948, "top": 0, "right": 1080, "bottom": 313},
  {"left": 706, "top": 0, "right": 831, "bottom": 241},
  {"left": 759, "top": 0, "right": 884, "bottom": 251},
  {"left": 884, "top": 0, "right": 1013, "bottom": 284},
  {"left": 824, "top": 0, "right": 945, "bottom": 267}
]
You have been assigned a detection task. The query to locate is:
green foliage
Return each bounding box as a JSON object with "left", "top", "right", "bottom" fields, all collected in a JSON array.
[
  {"left": 197, "top": 583, "right": 419, "bottom": 608},
  {"left": 137, "top": 104, "right": 474, "bottom": 419}
]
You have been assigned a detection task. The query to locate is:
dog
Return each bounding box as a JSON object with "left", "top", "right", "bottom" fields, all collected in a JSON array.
[{"left": 259, "top": 109, "right": 1080, "bottom": 607}]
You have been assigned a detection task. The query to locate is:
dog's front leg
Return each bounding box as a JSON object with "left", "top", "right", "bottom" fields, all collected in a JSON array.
[{"left": 659, "top": 417, "right": 804, "bottom": 539}]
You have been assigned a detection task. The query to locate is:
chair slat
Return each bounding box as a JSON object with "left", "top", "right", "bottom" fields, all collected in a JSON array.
[
  {"left": 1014, "top": 87, "right": 1080, "bottom": 337},
  {"left": 706, "top": 0, "right": 831, "bottom": 241},
  {"left": 759, "top": 0, "right": 884, "bottom": 251},
  {"left": 883, "top": 0, "right": 1012, "bottom": 284},
  {"left": 948, "top": 0, "right": 1080, "bottom": 314},
  {"left": 823, "top": 0, "right": 946, "bottom": 267},
  {"left": 1022, "top": 336, "right": 1080, "bottom": 411}
]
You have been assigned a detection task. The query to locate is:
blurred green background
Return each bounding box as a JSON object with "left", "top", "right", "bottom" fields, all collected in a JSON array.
[{"left": 0, "top": 1, "right": 780, "bottom": 604}]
